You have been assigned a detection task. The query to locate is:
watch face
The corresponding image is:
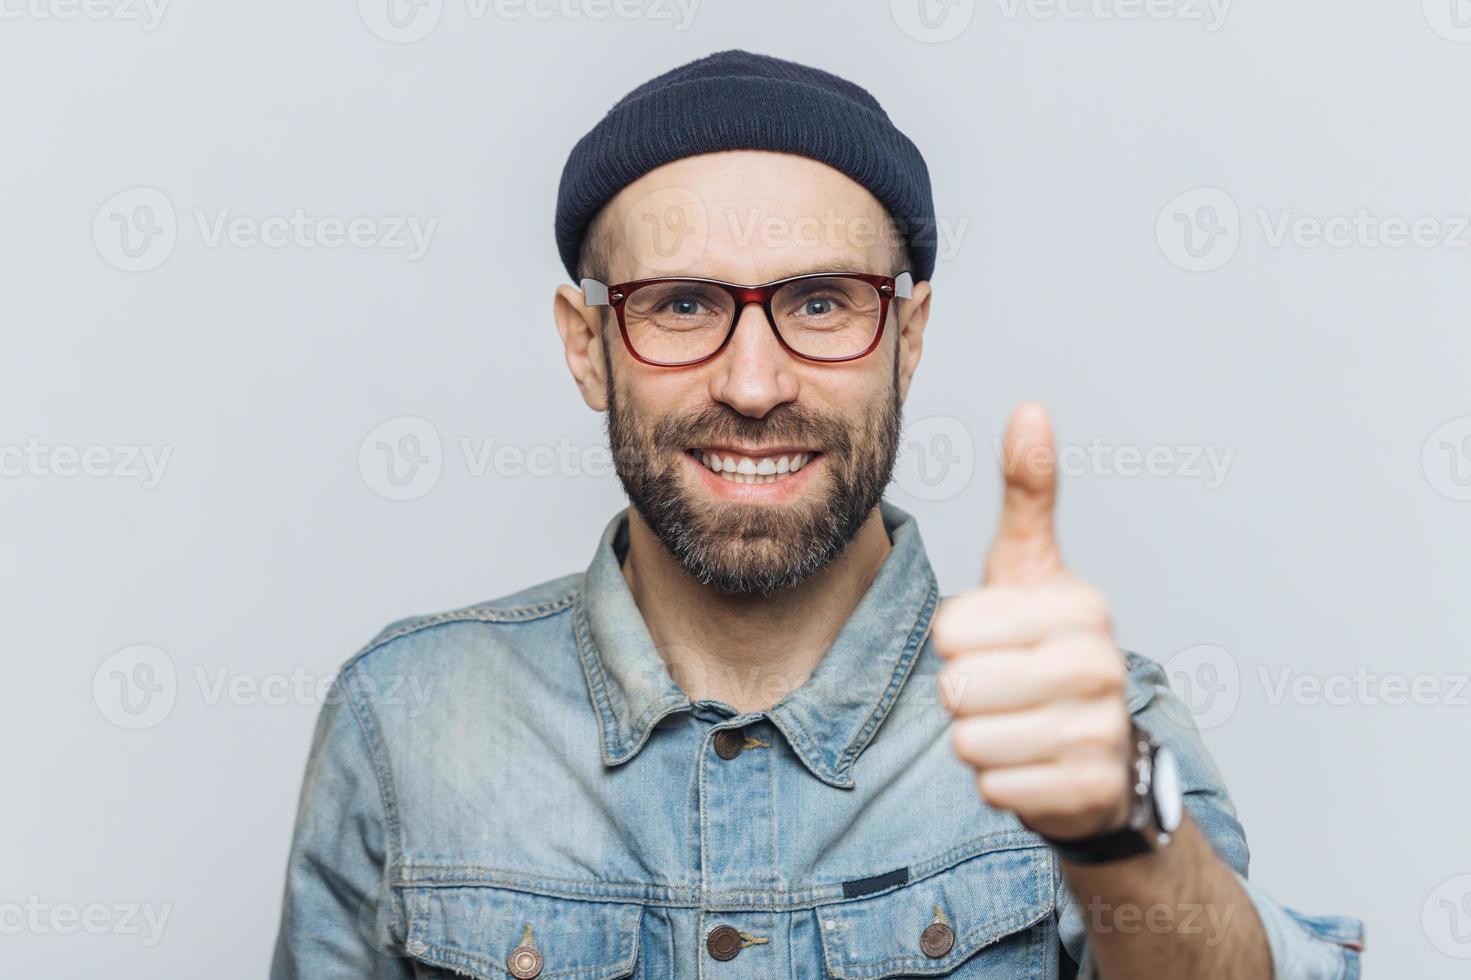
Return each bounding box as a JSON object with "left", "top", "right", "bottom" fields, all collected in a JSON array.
[{"left": 1152, "top": 745, "right": 1184, "bottom": 833}]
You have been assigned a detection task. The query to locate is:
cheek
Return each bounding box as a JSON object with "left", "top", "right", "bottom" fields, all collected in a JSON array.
[
  {"left": 615, "top": 371, "right": 718, "bottom": 442},
  {"left": 802, "top": 366, "right": 894, "bottom": 425}
]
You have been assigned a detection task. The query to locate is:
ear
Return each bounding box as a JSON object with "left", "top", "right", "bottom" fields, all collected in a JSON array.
[
  {"left": 895, "top": 278, "right": 932, "bottom": 403},
  {"left": 554, "top": 283, "right": 610, "bottom": 412}
]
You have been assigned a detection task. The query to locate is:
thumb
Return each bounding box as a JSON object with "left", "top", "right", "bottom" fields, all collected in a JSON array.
[{"left": 985, "top": 402, "right": 1064, "bottom": 586}]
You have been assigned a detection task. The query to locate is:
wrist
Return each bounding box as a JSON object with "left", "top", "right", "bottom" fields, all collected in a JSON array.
[{"left": 1044, "top": 725, "right": 1183, "bottom": 865}]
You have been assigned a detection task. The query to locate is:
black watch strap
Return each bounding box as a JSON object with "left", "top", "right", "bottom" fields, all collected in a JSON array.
[
  {"left": 1048, "top": 826, "right": 1154, "bottom": 865},
  {"left": 1044, "top": 725, "right": 1166, "bottom": 865}
]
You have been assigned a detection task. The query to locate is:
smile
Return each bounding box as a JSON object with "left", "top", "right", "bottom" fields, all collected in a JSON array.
[{"left": 688, "top": 448, "right": 819, "bottom": 485}]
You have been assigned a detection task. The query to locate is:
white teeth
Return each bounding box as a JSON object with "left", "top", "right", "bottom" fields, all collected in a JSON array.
[{"left": 696, "top": 449, "right": 816, "bottom": 485}]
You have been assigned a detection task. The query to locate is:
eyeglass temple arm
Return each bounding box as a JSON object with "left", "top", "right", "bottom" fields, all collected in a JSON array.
[{"left": 580, "top": 279, "right": 610, "bottom": 307}]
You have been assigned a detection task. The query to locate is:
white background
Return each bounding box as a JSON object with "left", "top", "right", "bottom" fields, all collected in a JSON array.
[{"left": 3, "top": 0, "right": 1469, "bottom": 975}]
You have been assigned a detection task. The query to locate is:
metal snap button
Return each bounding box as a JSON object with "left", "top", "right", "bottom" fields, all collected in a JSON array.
[
  {"left": 706, "top": 924, "right": 743, "bottom": 961},
  {"left": 713, "top": 729, "right": 745, "bottom": 760},
  {"left": 920, "top": 921, "right": 954, "bottom": 958},
  {"left": 507, "top": 943, "right": 543, "bottom": 978}
]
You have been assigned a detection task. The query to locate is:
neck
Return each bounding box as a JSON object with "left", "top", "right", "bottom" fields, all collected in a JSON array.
[{"left": 621, "top": 507, "right": 892, "bottom": 714}]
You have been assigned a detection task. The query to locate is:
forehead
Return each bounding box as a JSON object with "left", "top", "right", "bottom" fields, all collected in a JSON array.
[{"left": 595, "top": 150, "right": 901, "bottom": 285}]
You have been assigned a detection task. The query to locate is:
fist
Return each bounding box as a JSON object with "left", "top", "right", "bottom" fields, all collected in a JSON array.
[{"left": 934, "top": 403, "right": 1132, "bottom": 842}]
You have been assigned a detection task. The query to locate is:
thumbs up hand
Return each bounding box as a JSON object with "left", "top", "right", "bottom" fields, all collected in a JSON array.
[{"left": 932, "top": 404, "right": 1133, "bottom": 843}]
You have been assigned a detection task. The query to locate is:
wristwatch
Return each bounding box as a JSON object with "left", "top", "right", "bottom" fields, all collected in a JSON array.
[{"left": 1047, "top": 725, "right": 1184, "bottom": 864}]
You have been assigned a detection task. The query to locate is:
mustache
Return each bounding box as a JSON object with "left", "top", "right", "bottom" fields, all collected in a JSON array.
[{"left": 648, "top": 403, "right": 854, "bottom": 456}]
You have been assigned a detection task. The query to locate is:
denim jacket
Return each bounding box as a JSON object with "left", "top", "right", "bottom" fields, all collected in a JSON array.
[{"left": 272, "top": 503, "right": 1364, "bottom": 979}]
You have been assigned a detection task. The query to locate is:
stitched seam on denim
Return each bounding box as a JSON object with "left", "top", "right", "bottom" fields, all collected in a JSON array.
[
  {"left": 835, "top": 573, "right": 940, "bottom": 774},
  {"left": 826, "top": 891, "right": 1053, "bottom": 976},
  {"left": 396, "top": 870, "right": 701, "bottom": 905},
  {"left": 390, "top": 833, "right": 1049, "bottom": 912},
  {"left": 398, "top": 832, "right": 1045, "bottom": 894},
  {"left": 342, "top": 593, "right": 578, "bottom": 678},
  {"left": 773, "top": 570, "right": 940, "bottom": 786},
  {"left": 767, "top": 712, "right": 848, "bottom": 788},
  {"left": 622, "top": 697, "right": 690, "bottom": 758},
  {"left": 571, "top": 589, "right": 627, "bottom": 763},
  {"left": 407, "top": 891, "right": 642, "bottom": 979},
  {"left": 813, "top": 832, "right": 1050, "bottom": 908},
  {"left": 841, "top": 907, "right": 1049, "bottom": 977},
  {"left": 341, "top": 665, "right": 405, "bottom": 894},
  {"left": 817, "top": 908, "right": 842, "bottom": 978},
  {"left": 1032, "top": 906, "right": 1048, "bottom": 980},
  {"left": 768, "top": 724, "right": 781, "bottom": 892},
  {"left": 412, "top": 940, "right": 635, "bottom": 980},
  {"left": 573, "top": 587, "right": 691, "bottom": 764},
  {"left": 697, "top": 727, "right": 710, "bottom": 916}
]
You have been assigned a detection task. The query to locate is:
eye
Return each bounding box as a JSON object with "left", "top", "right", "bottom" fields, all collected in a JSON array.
[
  {"left": 791, "top": 291, "right": 849, "bottom": 318},
  {"left": 662, "top": 296, "right": 711, "bottom": 317}
]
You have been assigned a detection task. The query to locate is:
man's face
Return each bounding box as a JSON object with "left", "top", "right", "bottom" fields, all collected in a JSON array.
[{"left": 569, "top": 151, "right": 929, "bottom": 595}]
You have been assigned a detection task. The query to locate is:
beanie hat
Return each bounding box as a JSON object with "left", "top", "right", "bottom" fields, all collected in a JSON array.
[{"left": 554, "top": 49, "right": 937, "bottom": 282}]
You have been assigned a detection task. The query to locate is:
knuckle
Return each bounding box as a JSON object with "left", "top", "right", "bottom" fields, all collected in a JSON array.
[
  {"left": 1069, "top": 583, "right": 1111, "bottom": 630},
  {"left": 1074, "top": 643, "right": 1126, "bottom": 695},
  {"left": 976, "top": 770, "right": 1008, "bottom": 808},
  {"left": 1098, "top": 656, "right": 1128, "bottom": 696},
  {"left": 930, "top": 601, "right": 968, "bottom": 652},
  {"left": 1087, "top": 599, "right": 1113, "bottom": 633},
  {"left": 936, "top": 665, "right": 965, "bottom": 711},
  {"left": 952, "top": 718, "right": 999, "bottom": 765},
  {"left": 1098, "top": 709, "right": 1131, "bottom": 750},
  {"left": 949, "top": 720, "right": 977, "bottom": 758},
  {"left": 1079, "top": 765, "right": 1125, "bottom": 810}
]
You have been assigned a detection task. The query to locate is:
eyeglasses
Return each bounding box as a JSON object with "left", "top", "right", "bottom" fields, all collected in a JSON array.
[{"left": 580, "top": 270, "right": 913, "bottom": 367}]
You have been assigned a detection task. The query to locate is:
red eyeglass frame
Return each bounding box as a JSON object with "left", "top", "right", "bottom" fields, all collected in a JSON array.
[{"left": 580, "top": 270, "right": 915, "bottom": 368}]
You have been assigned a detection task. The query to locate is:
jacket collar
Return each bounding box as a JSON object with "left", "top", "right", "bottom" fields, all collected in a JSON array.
[{"left": 573, "top": 501, "right": 940, "bottom": 789}]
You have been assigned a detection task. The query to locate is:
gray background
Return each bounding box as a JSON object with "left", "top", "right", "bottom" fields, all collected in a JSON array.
[{"left": 3, "top": 0, "right": 1469, "bottom": 975}]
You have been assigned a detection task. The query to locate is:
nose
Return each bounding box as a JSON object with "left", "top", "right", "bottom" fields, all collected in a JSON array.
[{"left": 706, "top": 303, "right": 799, "bottom": 418}]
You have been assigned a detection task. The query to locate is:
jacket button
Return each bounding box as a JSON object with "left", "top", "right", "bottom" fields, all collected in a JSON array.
[
  {"left": 713, "top": 729, "right": 745, "bottom": 760},
  {"left": 706, "top": 924, "right": 743, "bottom": 961},
  {"left": 920, "top": 922, "right": 954, "bottom": 958},
  {"left": 507, "top": 943, "right": 543, "bottom": 978}
]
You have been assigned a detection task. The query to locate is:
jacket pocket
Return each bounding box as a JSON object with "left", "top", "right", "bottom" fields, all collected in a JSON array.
[
  {"left": 817, "top": 842, "right": 1055, "bottom": 978},
  {"left": 399, "top": 885, "right": 644, "bottom": 979}
]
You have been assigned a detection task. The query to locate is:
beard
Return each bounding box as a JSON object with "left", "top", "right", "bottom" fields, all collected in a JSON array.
[{"left": 605, "top": 363, "right": 902, "bottom": 597}]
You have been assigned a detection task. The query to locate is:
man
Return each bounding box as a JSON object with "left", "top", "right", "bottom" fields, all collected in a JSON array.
[{"left": 273, "top": 50, "right": 1363, "bottom": 978}]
